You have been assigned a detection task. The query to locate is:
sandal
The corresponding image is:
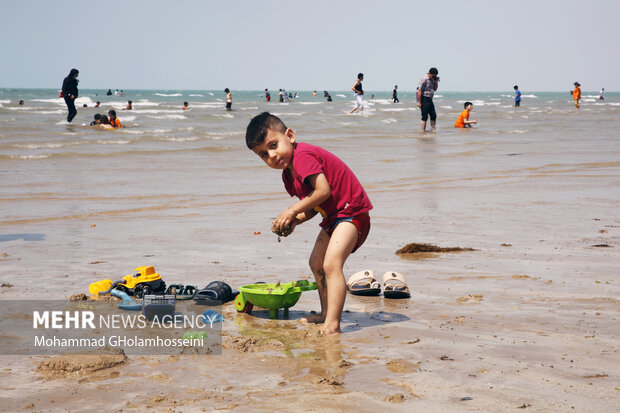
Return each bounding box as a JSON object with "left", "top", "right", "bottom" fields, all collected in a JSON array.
[
  {"left": 347, "top": 270, "right": 381, "bottom": 296},
  {"left": 194, "top": 281, "right": 239, "bottom": 306},
  {"left": 382, "top": 271, "right": 411, "bottom": 299}
]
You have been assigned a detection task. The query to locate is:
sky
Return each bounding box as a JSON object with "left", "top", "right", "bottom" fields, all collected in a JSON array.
[{"left": 1, "top": 0, "right": 618, "bottom": 92}]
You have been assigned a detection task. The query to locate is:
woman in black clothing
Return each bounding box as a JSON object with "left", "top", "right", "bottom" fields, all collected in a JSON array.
[{"left": 62, "top": 68, "right": 79, "bottom": 122}]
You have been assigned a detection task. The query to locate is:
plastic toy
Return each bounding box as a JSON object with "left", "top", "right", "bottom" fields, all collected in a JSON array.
[
  {"left": 234, "top": 280, "right": 317, "bottom": 319},
  {"left": 110, "top": 289, "right": 141, "bottom": 311},
  {"left": 89, "top": 266, "right": 166, "bottom": 298}
]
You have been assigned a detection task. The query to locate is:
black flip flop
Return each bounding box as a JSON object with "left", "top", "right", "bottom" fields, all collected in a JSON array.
[{"left": 194, "top": 281, "right": 239, "bottom": 306}]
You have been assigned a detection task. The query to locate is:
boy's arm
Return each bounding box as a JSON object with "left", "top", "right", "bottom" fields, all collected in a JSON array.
[{"left": 273, "top": 173, "right": 331, "bottom": 233}]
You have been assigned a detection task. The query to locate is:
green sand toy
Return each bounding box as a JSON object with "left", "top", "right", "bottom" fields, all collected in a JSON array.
[{"left": 235, "top": 280, "right": 317, "bottom": 319}]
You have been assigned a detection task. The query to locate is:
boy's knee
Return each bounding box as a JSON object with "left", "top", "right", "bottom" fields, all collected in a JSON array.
[{"left": 308, "top": 255, "right": 323, "bottom": 274}]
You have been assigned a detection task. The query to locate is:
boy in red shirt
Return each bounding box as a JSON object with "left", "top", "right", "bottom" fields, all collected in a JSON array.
[
  {"left": 454, "top": 101, "right": 477, "bottom": 128},
  {"left": 246, "top": 112, "right": 373, "bottom": 336}
]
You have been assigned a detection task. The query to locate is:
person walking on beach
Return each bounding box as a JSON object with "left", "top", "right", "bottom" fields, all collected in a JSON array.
[
  {"left": 245, "top": 112, "right": 373, "bottom": 336},
  {"left": 61, "top": 68, "right": 79, "bottom": 123},
  {"left": 599, "top": 88, "right": 605, "bottom": 100},
  {"left": 348, "top": 73, "right": 364, "bottom": 114},
  {"left": 572, "top": 82, "right": 581, "bottom": 109},
  {"left": 392, "top": 85, "right": 399, "bottom": 103},
  {"left": 514, "top": 85, "right": 521, "bottom": 107},
  {"left": 225, "top": 88, "right": 232, "bottom": 110},
  {"left": 417, "top": 67, "right": 439, "bottom": 132},
  {"left": 265, "top": 89, "right": 271, "bottom": 102}
]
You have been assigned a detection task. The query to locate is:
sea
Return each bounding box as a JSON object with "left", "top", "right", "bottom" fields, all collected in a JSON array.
[{"left": 1, "top": 88, "right": 619, "bottom": 298}]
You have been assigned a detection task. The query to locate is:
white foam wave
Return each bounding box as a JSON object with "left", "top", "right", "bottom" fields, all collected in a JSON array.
[
  {"left": 298, "top": 102, "right": 322, "bottom": 105},
  {"left": 381, "top": 119, "right": 398, "bottom": 124},
  {"left": 336, "top": 94, "right": 347, "bottom": 98},
  {"left": 380, "top": 108, "right": 407, "bottom": 112},
  {"left": 439, "top": 106, "right": 452, "bottom": 109},
  {"left": 32, "top": 110, "right": 64, "bottom": 114},
  {"left": 189, "top": 94, "right": 204, "bottom": 97},
  {"left": 155, "top": 93, "right": 182, "bottom": 97},
  {"left": 11, "top": 154, "right": 51, "bottom": 160},
  {"left": 97, "top": 139, "right": 130, "bottom": 145},
  {"left": 521, "top": 94, "right": 537, "bottom": 98},
  {"left": 582, "top": 98, "right": 596, "bottom": 103},
  {"left": 135, "top": 100, "right": 160, "bottom": 107},
  {"left": 32, "top": 98, "right": 64, "bottom": 104},
  {"left": 119, "top": 116, "right": 136, "bottom": 122},
  {"left": 157, "top": 136, "right": 200, "bottom": 142},
  {"left": 14, "top": 142, "right": 78, "bottom": 149},
  {"left": 208, "top": 92, "right": 214, "bottom": 96}
]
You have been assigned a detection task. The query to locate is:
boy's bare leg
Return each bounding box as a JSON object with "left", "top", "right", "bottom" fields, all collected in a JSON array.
[
  {"left": 430, "top": 120, "right": 436, "bottom": 131},
  {"left": 302, "top": 230, "right": 331, "bottom": 323},
  {"left": 421, "top": 120, "right": 427, "bottom": 132},
  {"left": 320, "top": 222, "right": 358, "bottom": 336}
]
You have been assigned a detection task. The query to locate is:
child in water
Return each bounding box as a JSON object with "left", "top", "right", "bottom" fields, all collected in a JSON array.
[
  {"left": 108, "top": 110, "right": 124, "bottom": 128},
  {"left": 454, "top": 102, "right": 477, "bottom": 128},
  {"left": 225, "top": 88, "right": 232, "bottom": 110},
  {"left": 245, "top": 112, "right": 373, "bottom": 336},
  {"left": 124, "top": 100, "right": 132, "bottom": 110},
  {"left": 182, "top": 101, "right": 189, "bottom": 110}
]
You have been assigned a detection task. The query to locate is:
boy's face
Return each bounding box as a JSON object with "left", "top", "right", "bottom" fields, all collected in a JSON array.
[
  {"left": 466, "top": 105, "right": 473, "bottom": 111},
  {"left": 252, "top": 128, "right": 296, "bottom": 170}
]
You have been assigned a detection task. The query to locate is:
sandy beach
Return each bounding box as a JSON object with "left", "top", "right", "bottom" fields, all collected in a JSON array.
[{"left": 1, "top": 89, "right": 619, "bottom": 412}]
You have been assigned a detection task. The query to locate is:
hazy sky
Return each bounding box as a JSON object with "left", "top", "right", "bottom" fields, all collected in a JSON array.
[{"left": 2, "top": 0, "right": 618, "bottom": 91}]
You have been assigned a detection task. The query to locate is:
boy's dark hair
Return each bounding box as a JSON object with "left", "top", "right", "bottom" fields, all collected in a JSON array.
[
  {"left": 128, "top": 100, "right": 132, "bottom": 104},
  {"left": 96, "top": 101, "right": 100, "bottom": 104},
  {"left": 514, "top": 85, "right": 518, "bottom": 89},
  {"left": 245, "top": 112, "right": 287, "bottom": 150},
  {"left": 183, "top": 101, "right": 188, "bottom": 105},
  {"left": 357, "top": 73, "right": 364, "bottom": 79},
  {"left": 100, "top": 115, "right": 109, "bottom": 124},
  {"left": 108, "top": 109, "right": 116, "bottom": 117},
  {"left": 429, "top": 67, "right": 439, "bottom": 75},
  {"left": 94, "top": 114, "right": 101, "bottom": 120},
  {"left": 224, "top": 88, "right": 230, "bottom": 93},
  {"left": 464, "top": 102, "right": 473, "bottom": 108}
]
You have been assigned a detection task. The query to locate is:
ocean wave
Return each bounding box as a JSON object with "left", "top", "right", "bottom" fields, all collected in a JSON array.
[
  {"left": 439, "top": 106, "right": 452, "bottom": 109},
  {"left": 134, "top": 100, "right": 160, "bottom": 107},
  {"left": 6, "top": 154, "right": 52, "bottom": 160},
  {"left": 156, "top": 136, "right": 200, "bottom": 142},
  {"left": 155, "top": 93, "right": 182, "bottom": 97},
  {"left": 189, "top": 94, "right": 204, "bottom": 97},
  {"left": 521, "top": 94, "right": 537, "bottom": 98},
  {"left": 298, "top": 102, "right": 322, "bottom": 105},
  {"left": 96, "top": 139, "right": 130, "bottom": 145},
  {"left": 381, "top": 119, "right": 398, "bottom": 124},
  {"left": 380, "top": 108, "right": 408, "bottom": 112},
  {"left": 336, "top": 94, "right": 347, "bottom": 98},
  {"left": 163, "top": 114, "right": 187, "bottom": 119},
  {"left": 119, "top": 116, "right": 136, "bottom": 122},
  {"left": 14, "top": 142, "right": 81, "bottom": 149}
]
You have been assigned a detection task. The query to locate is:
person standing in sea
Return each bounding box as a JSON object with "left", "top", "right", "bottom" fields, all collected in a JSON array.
[
  {"left": 392, "top": 85, "right": 399, "bottom": 103},
  {"left": 61, "top": 68, "right": 79, "bottom": 123},
  {"left": 417, "top": 67, "right": 439, "bottom": 132},
  {"left": 348, "top": 73, "right": 364, "bottom": 114}
]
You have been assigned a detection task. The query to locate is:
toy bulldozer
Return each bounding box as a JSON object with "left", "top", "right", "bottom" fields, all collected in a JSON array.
[{"left": 89, "top": 266, "right": 166, "bottom": 299}]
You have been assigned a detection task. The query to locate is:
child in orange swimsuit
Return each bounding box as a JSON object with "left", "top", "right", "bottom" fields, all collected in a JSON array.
[
  {"left": 454, "top": 102, "right": 477, "bottom": 128},
  {"left": 572, "top": 82, "right": 581, "bottom": 109},
  {"left": 108, "top": 110, "right": 124, "bottom": 128}
]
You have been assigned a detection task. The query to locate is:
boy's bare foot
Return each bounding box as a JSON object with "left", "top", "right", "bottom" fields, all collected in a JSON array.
[
  {"left": 301, "top": 313, "right": 325, "bottom": 324},
  {"left": 320, "top": 322, "right": 341, "bottom": 337}
]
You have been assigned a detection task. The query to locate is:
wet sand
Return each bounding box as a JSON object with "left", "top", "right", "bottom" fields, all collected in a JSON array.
[{"left": 1, "top": 96, "right": 619, "bottom": 411}]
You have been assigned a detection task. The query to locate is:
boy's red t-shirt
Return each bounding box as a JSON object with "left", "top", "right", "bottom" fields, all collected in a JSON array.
[
  {"left": 454, "top": 109, "right": 469, "bottom": 128},
  {"left": 282, "top": 142, "right": 373, "bottom": 229}
]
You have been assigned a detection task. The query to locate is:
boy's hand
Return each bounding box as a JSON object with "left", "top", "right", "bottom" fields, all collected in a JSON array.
[{"left": 272, "top": 208, "right": 298, "bottom": 237}]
